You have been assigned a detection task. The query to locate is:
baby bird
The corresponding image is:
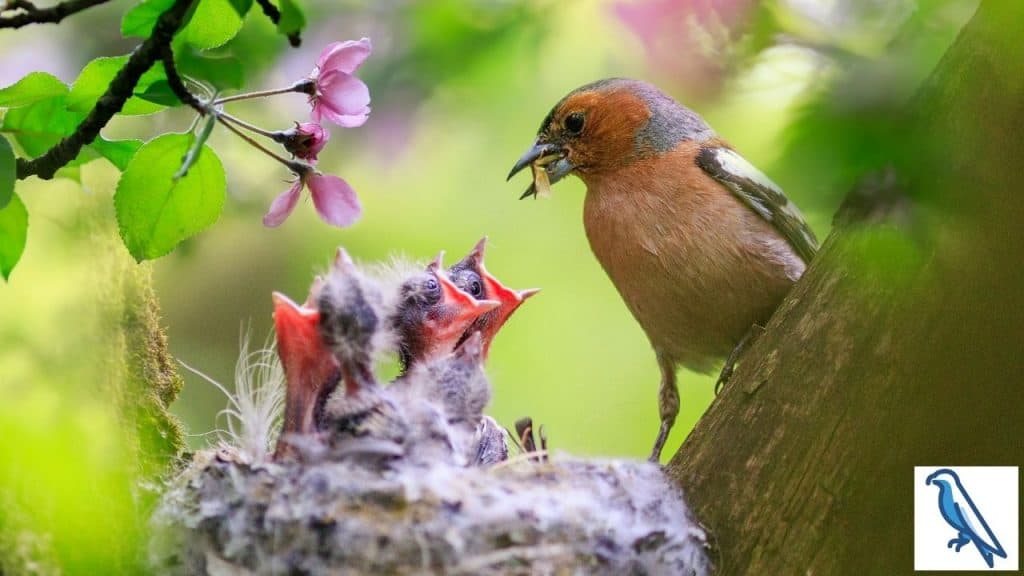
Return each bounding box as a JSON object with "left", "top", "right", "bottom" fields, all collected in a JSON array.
[
  {"left": 271, "top": 290, "right": 339, "bottom": 459},
  {"left": 394, "top": 331, "right": 506, "bottom": 465},
  {"left": 316, "top": 248, "right": 408, "bottom": 458},
  {"left": 508, "top": 78, "right": 818, "bottom": 461},
  {"left": 448, "top": 237, "right": 540, "bottom": 357},
  {"left": 392, "top": 253, "right": 499, "bottom": 372}
]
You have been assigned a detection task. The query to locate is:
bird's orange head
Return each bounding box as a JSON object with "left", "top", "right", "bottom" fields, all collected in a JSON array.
[{"left": 508, "top": 78, "right": 713, "bottom": 197}]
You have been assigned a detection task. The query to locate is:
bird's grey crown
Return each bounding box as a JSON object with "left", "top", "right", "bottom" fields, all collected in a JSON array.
[{"left": 541, "top": 78, "right": 715, "bottom": 155}]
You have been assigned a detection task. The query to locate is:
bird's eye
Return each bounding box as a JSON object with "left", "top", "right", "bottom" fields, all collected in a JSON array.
[
  {"left": 564, "top": 112, "right": 585, "bottom": 134},
  {"left": 469, "top": 279, "right": 483, "bottom": 298},
  {"left": 424, "top": 278, "right": 439, "bottom": 293}
]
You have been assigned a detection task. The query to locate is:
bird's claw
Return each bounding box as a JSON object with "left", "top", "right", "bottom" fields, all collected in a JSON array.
[
  {"left": 714, "top": 365, "right": 732, "bottom": 395},
  {"left": 948, "top": 535, "right": 970, "bottom": 551}
]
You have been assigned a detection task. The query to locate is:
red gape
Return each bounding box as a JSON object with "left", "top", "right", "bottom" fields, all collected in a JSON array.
[
  {"left": 449, "top": 238, "right": 540, "bottom": 359},
  {"left": 271, "top": 292, "right": 338, "bottom": 458}
]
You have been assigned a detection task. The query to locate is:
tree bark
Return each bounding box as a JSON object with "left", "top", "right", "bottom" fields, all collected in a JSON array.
[{"left": 667, "top": 1, "right": 1024, "bottom": 574}]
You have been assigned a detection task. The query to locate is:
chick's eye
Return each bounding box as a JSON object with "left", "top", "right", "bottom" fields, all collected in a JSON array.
[
  {"left": 564, "top": 112, "right": 585, "bottom": 134},
  {"left": 424, "top": 278, "right": 439, "bottom": 293},
  {"left": 469, "top": 279, "right": 483, "bottom": 298}
]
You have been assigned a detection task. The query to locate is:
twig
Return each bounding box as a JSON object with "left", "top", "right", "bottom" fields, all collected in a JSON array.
[
  {"left": 160, "top": 45, "right": 205, "bottom": 114},
  {"left": 215, "top": 114, "right": 308, "bottom": 174},
  {"left": 0, "top": 0, "right": 110, "bottom": 29},
  {"left": 14, "top": 0, "right": 195, "bottom": 180},
  {"left": 213, "top": 79, "right": 315, "bottom": 105},
  {"left": 254, "top": 0, "right": 301, "bottom": 47},
  {"left": 218, "top": 111, "right": 278, "bottom": 139},
  {"left": 452, "top": 544, "right": 572, "bottom": 574}
]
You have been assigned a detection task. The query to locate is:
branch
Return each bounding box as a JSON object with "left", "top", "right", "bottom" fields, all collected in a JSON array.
[
  {"left": 0, "top": 0, "right": 110, "bottom": 29},
  {"left": 254, "top": 0, "right": 301, "bottom": 47},
  {"left": 160, "top": 46, "right": 204, "bottom": 114},
  {"left": 14, "top": 0, "right": 195, "bottom": 180}
]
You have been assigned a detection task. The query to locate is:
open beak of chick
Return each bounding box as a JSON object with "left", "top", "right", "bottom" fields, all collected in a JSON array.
[
  {"left": 507, "top": 139, "right": 575, "bottom": 200},
  {"left": 424, "top": 253, "right": 501, "bottom": 354},
  {"left": 272, "top": 290, "right": 339, "bottom": 458},
  {"left": 453, "top": 238, "right": 540, "bottom": 357}
]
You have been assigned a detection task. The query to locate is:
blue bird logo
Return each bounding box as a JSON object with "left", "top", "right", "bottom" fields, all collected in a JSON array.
[{"left": 926, "top": 468, "right": 1008, "bottom": 568}]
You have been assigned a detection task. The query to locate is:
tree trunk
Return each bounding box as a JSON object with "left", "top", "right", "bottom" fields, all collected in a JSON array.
[
  {"left": 0, "top": 195, "right": 185, "bottom": 574},
  {"left": 667, "top": 1, "right": 1024, "bottom": 574}
]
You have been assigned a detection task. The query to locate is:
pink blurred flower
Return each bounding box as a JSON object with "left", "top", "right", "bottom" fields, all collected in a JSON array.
[
  {"left": 613, "top": 0, "right": 754, "bottom": 100},
  {"left": 263, "top": 172, "right": 362, "bottom": 228},
  {"left": 280, "top": 122, "right": 330, "bottom": 163},
  {"left": 309, "top": 38, "right": 372, "bottom": 127}
]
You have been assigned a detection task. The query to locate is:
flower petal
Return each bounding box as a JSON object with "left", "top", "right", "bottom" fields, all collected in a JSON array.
[
  {"left": 316, "top": 38, "right": 372, "bottom": 76},
  {"left": 316, "top": 72, "right": 371, "bottom": 127},
  {"left": 263, "top": 181, "right": 303, "bottom": 227},
  {"left": 308, "top": 174, "right": 361, "bottom": 227}
]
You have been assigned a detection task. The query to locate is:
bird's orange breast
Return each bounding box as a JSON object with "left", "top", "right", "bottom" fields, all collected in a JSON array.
[{"left": 580, "top": 140, "right": 802, "bottom": 371}]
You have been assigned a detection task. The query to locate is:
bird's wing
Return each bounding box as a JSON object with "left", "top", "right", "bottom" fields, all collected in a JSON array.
[
  {"left": 952, "top": 487, "right": 1008, "bottom": 559},
  {"left": 697, "top": 146, "right": 819, "bottom": 264}
]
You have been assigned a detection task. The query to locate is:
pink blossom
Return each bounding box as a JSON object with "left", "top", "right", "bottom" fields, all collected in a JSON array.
[
  {"left": 309, "top": 38, "right": 372, "bottom": 127},
  {"left": 263, "top": 172, "right": 362, "bottom": 228},
  {"left": 281, "top": 122, "right": 330, "bottom": 163},
  {"left": 613, "top": 0, "right": 754, "bottom": 100}
]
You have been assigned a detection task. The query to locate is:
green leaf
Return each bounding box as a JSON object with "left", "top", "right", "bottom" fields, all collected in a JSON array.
[
  {"left": 121, "top": 0, "right": 175, "bottom": 38},
  {"left": 67, "top": 56, "right": 168, "bottom": 116},
  {"left": 277, "top": 0, "right": 305, "bottom": 36},
  {"left": 1, "top": 95, "right": 84, "bottom": 158},
  {"left": 114, "top": 133, "right": 226, "bottom": 261},
  {"left": 89, "top": 138, "right": 143, "bottom": 171},
  {"left": 0, "top": 192, "right": 28, "bottom": 281},
  {"left": 54, "top": 165, "right": 82, "bottom": 183},
  {"left": 3, "top": 94, "right": 146, "bottom": 172},
  {"left": 135, "top": 80, "right": 182, "bottom": 107},
  {"left": 0, "top": 72, "right": 68, "bottom": 108},
  {"left": 227, "top": 0, "right": 252, "bottom": 18},
  {"left": 177, "top": 49, "right": 245, "bottom": 90},
  {"left": 180, "top": 0, "right": 246, "bottom": 50},
  {"left": 0, "top": 136, "right": 14, "bottom": 209}
]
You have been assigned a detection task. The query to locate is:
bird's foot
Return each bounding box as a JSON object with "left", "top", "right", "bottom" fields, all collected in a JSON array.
[
  {"left": 715, "top": 324, "right": 765, "bottom": 395},
  {"left": 948, "top": 535, "right": 971, "bottom": 551},
  {"left": 648, "top": 419, "right": 672, "bottom": 463}
]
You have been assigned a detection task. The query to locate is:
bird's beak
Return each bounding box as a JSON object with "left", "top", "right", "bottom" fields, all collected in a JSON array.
[
  {"left": 508, "top": 140, "right": 576, "bottom": 200},
  {"left": 437, "top": 271, "right": 500, "bottom": 322},
  {"left": 273, "top": 291, "right": 323, "bottom": 365},
  {"left": 480, "top": 265, "right": 539, "bottom": 311},
  {"left": 272, "top": 291, "right": 339, "bottom": 452},
  {"left": 507, "top": 141, "right": 563, "bottom": 181}
]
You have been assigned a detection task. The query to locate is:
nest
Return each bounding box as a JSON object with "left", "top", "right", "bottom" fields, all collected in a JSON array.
[{"left": 152, "top": 449, "right": 710, "bottom": 575}]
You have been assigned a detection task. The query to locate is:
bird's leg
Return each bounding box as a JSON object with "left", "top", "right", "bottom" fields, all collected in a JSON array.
[
  {"left": 715, "top": 323, "right": 765, "bottom": 394},
  {"left": 649, "top": 351, "right": 678, "bottom": 463},
  {"left": 948, "top": 534, "right": 971, "bottom": 551}
]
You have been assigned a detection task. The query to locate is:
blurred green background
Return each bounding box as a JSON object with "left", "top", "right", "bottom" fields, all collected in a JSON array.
[
  {"left": 1, "top": 0, "right": 977, "bottom": 454},
  {"left": 0, "top": 0, "right": 978, "bottom": 569}
]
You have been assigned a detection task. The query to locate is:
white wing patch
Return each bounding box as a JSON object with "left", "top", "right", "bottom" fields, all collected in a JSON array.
[
  {"left": 714, "top": 149, "right": 784, "bottom": 205},
  {"left": 697, "top": 146, "right": 819, "bottom": 264}
]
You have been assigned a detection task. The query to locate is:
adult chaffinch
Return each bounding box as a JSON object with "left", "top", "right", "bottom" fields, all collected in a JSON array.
[{"left": 508, "top": 78, "right": 818, "bottom": 462}]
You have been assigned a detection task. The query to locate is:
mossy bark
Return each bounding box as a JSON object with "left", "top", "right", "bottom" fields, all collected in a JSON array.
[
  {"left": 0, "top": 198, "right": 185, "bottom": 574},
  {"left": 668, "top": 1, "right": 1024, "bottom": 574}
]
